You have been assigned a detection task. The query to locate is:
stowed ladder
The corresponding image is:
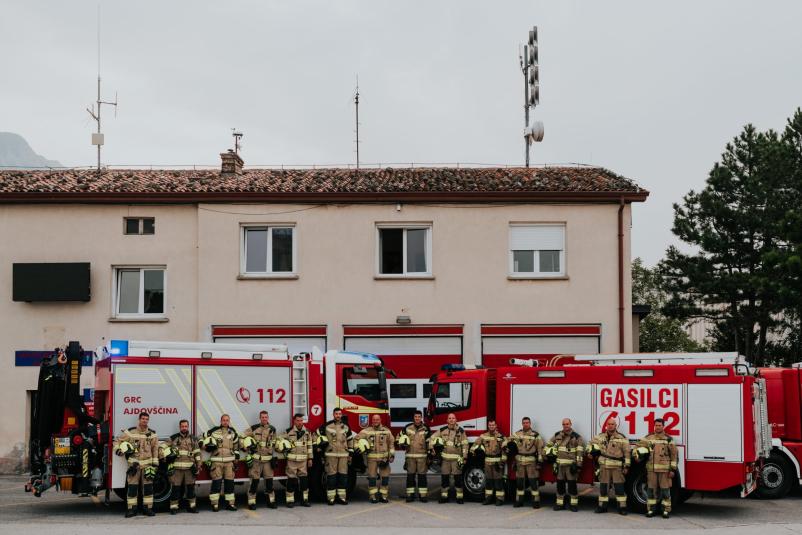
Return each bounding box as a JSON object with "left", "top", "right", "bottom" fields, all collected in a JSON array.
[{"left": 292, "top": 356, "right": 309, "bottom": 421}]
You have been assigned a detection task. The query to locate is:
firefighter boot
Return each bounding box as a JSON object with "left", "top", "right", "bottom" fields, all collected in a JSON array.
[
  {"left": 595, "top": 504, "right": 607, "bottom": 514},
  {"left": 125, "top": 509, "right": 136, "bottom": 518},
  {"left": 144, "top": 507, "right": 155, "bottom": 517}
]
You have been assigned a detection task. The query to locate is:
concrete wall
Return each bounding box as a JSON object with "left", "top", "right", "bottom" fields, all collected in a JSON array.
[{"left": 0, "top": 201, "right": 633, "bottom": 472}]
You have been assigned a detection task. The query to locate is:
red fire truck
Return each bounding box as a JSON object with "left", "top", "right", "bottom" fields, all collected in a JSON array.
[
  {"left": 26, "top": 339, "right": 391, "bottom": 505},
  {"left": 425, "top": 352, "right": 772, "bottom": 510},
  {"left": 755, "top": 365, "right": 802, "bottom": 499}
]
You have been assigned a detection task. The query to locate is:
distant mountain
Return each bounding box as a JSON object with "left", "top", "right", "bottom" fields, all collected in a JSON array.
[{"left": 0, "top": 132, "right": 61, "bottom": 168}]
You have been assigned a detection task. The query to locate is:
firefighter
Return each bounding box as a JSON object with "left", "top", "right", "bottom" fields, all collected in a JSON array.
[
  {"left": 277, "top": 413, "right": 313, "bottom": 508},
  {"left": 113, "top": 411, "right": 159, "bottom": 518},
  {"left": 471, "top": 419, "right": 506, "bottom": 506},
  {"left": 635, "top": 418, "right": 678, "bottom": 519},
  {"left": 201, "top": 413, "right": 240, "bottom": 511},
  {"left": 316, "top": 407, "right": 354, "bottom": 505},
  {"left": 355, "top": 414, "right": 395, "bottom": 503},
  {"left": 590, "top": 418, "right": 630, "bottom": 515},
  {"left": 396, "top": 410, "right": 431, "bottom": 502},
  {"left": 166, "top": 419, "right": 201, "bottom": 514},
  {"left": 546, "top": 418, "right": 585, "bottom": 512},
  {"left": 510, "top": 416, "right": 544, "bottom": 509},
  {"left": 430, "top": 412, "right": 468, "bottom": 504},
  {"left": 243, "top": 410, "right": 277, "bottom": 510}
]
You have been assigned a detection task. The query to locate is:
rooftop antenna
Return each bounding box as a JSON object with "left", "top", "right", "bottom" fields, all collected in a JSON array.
[
  {"left": 519, "top": 26, "right": 543, "bottom": 167},
  {"left": 86, "top": 4, "right": 118, "bottom": 175},
  {"left": 354, "top": 76, "right": 360, "bottom": 170},
  {"left": 231, "top": 128, "right": 243, "bottom": 154}
]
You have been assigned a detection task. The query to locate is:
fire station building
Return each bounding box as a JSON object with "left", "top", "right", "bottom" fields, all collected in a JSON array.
[{"left": 0, "top": 156, "right": 648, "bottom": 472}]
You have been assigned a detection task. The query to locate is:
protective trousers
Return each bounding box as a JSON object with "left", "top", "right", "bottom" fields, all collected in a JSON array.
[
  {"left": 484, "top": 462, "right": 504, "bottom": 502},
  {"left": 515, "top": 462, "right": 540, "bottom": 504},
  {"left": 209, "top": 461, "right": 235, "bottom": 509},
  {"left": 325, "top": 456, "right": 348, "bottom": 502},
  {"left": 647, "top": 471, "right": 672, "bottom": 512},
  {"left": 440, "top": 460, "right": 464, "bottom": 501},
  {"left": 598, "top": 466, "right": 626, "bottom": 510},
  {"left": 366, "top": 459, "right": 391, "bottom": 500},
  {"left": 286, "top": 460, "right": 309, "bottom": 505},
  {"left": 126, "top": 466, "right": 153, "bottom": 511},
  {"left": 248, "top": 461, "right": 275, "bottom": 507},
  {"left": 555, "top": 465, "right": 578, "bottom": 507},
  {"left": 405, "top": 456, "right": 428, "bottom": 498},
  {"left": 169, "top": 469, "right": 196, "bottom": 510}
]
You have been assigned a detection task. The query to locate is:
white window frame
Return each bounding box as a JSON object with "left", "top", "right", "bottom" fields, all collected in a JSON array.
[
  {"left": 508, "top": 223, "right": 566, "bottom": 279},
  {"left": 111, "top": 265, "right": 167, "bottom": 319},
  {"left": 375, "top": 223, "right": 433, "bottom": 278},
  {"left": 240, "top": 223, "right": 298, "bottom": 278}
]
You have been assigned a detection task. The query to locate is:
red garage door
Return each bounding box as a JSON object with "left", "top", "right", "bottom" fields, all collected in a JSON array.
[
  {"left": 481, "top": 324, "right": 601, "bottom": 368},
  {"left": 212, "top": 325, "right": 327, "bottom": 355}
]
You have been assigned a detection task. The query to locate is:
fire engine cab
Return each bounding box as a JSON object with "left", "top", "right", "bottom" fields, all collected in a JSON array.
[
  {"left": 425, "top": 352, "right": 772, "bottom": 510},
  {"left": 26, "top": 339, "right": 391, "bottom": 505}
]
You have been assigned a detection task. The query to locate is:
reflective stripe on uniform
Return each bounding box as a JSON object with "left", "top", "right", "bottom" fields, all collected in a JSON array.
[
  {"left": 286, "top": 453, "right": 308, "bottom": 461},
  {"left": 442, "top": 453, "right": 462, "bottom": 460},
  {"left": 210, "top": 456, "right": 235, "bottom": 462},
  {"left": 252, "top": 453, "right": 273, "bottom": 461}
]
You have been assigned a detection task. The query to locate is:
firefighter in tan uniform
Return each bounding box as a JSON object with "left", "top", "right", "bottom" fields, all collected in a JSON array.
[
  {"left": 396, "top": 410, "right": 431, "bottom": 502},
  {"left": 316, "top": 408, "right": 354, "bottom": 505},
  {"left": 356, "top": 414, "right": 395, "bottom": 503},
  {"left": 590, "top": 418, "right": 630, "bottom": 515},
  {"left": 201, "top": 414, "right": 240, "bottom": 511},
  {"left": 509, "top": 416, "right": 544, "bottom": 509},
  {"left": 545, "top": 418, "right": 585, "bottom": 512},
  {"left": 430, "top": 413, "right": 468, "bottom": 504},
  {"left": 471, "top": 419, "right": 507, "bottom": 506},
  {"left": 243, "top": 410, "right": 277, "bottom": 509},
  {"left": 165, "top": 419, "right": 201, "bottom": 514},
  {"left": 635, "top": 418, "right": 678, "bottom": 518},
  {"left": 277, "top": 413, "right": 313, "bottom": 507},
  {"left": 113, "top": 411, "right": 159, "bottom": 518}
]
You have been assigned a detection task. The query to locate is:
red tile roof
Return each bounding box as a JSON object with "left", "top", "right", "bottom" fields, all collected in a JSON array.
[{"left": 0, "top": 167, "right": 648, "bottom": 203}]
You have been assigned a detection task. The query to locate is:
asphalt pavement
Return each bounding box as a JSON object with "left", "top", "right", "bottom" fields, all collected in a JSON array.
[{"left": 2, "top": 475, "right": 802, "bottom": 534}]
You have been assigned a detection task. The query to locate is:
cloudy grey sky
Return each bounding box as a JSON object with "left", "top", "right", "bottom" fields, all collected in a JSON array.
[{"left": 2, "top": 0, "right": 801, "bottom": 264}]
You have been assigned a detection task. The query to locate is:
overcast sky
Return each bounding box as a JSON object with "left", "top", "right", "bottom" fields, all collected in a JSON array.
[{"left": 2, "top": 0, "right": 801, "bottom": 264}]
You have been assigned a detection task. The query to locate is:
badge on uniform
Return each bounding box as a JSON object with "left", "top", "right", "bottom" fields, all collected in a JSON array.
[{"left": 359, "top": 414, "right": 369, "bottom": 427}]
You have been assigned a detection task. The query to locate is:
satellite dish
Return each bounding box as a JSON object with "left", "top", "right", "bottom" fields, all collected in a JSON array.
[{"left": 524, "top": 121, "right": 545, "bottom": 143}]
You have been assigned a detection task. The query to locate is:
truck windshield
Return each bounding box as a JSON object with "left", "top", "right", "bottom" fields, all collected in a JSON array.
[
  {"left": 430, "top": 381, "right": 472, "bottom": 414},
  {"left": 343, "top": 366, "right": 385, "bottom": 401}
]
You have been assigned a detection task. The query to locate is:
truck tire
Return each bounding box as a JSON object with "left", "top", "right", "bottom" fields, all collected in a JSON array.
[
  {"left": 754, "top": 451, "right": 794, "bottom": 499},
  {"left": 462, "top": 463, "right": 486, "bottom": 502},
  {"left": 111, "top": 472, "right": 171, "bottom": 510}
]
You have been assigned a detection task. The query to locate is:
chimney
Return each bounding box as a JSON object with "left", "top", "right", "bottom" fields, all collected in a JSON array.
[{"left": 220, "top": 149, "right": 244, "bottom": 175}]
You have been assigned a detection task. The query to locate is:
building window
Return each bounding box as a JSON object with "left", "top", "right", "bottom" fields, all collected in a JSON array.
[
  {"left": 113, "top": 267, "right": 165, "bottom": 316},
  {"left": 242, "top": 225, "right": 296, "bottom": 275},
  {"left": 509, "top": 224, "right": 565, "bottom": 277},
  {"left": 377, "top": 225, "right": 431, "bottom": 276},
  {"left": 124, "top": 217, "right": 155, "bottom": 235}
]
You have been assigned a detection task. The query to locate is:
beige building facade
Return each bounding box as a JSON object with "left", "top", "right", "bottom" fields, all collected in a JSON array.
[{"left": 0, "top": 164, "right": 647, "bottom": 472}]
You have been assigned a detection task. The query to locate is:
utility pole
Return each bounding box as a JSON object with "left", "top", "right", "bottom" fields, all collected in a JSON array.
[
  {"left": 86, "top": 5, "right": 117, "bottom": 175},
  {"left": 354, "top": 79, "right": 360, "bottom": 170},
  {"left": 519, "top": 26, "right": 543, "bottom": 167}
]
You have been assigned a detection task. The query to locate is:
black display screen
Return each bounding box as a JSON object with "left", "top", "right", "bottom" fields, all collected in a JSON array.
[{"left": 13, "top": 263, "right": 90, "bottom": 302}]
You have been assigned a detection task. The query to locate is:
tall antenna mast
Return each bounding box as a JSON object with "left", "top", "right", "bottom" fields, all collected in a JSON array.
[
  {"left": 86, "top": 5, "right": 118, "bottom": 175},
  {"left": 520, "top": 26, "right": 543, "bottom": 167},
  {"left": 354, "top": 77, "right": 360, "bottom": 170}
]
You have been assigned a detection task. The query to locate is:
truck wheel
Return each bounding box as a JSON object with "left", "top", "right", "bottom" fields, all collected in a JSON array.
[
  {"left": 462, "top": 465, "right": 486, "bottom": 502},
  {"left": 625, "top": 469, "right": 648, "bottom": 513},
  {"left": 309, "top": 460, "right": 325, "bottom": 501},
  {"left": 754, "top": 451, "right": 794, "bottom": 499},
  {"left": 151, "top": 472, "right": 172, "bottom": 508},
  {"left": 113, "top": 488, "right": 126, "bottom": 502}
]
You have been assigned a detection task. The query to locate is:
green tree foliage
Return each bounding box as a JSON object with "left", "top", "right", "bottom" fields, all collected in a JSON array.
[
  {"left": 659, "top": 109, "right": 802, "bottom": 366},
  {"left": 632, "top": 258, "right": 706, "bottom": 353}
]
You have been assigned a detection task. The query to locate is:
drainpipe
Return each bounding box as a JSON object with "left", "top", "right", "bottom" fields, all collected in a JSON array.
[{"left": 618, "top": 197, "right": 625, "bottom": 352}]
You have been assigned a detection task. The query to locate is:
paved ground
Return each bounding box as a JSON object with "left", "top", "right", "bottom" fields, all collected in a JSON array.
[{"left": 2, "top": 475, "right": 802, "bottom": 534}]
